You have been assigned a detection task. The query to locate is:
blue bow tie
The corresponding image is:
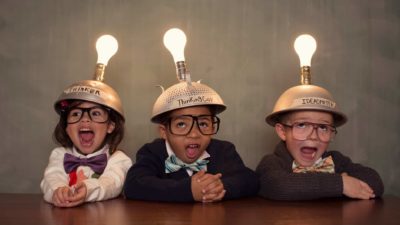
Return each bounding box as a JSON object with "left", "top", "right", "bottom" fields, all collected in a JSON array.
[
  {"left": 63, "top": 153, "right": 108, "bottom": 174},
  {"left": 165, "top": 154, "right": 209, "bottom": 174}
]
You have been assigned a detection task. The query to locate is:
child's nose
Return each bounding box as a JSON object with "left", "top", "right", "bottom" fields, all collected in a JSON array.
[
  {"left": 308, "top": 127, "right": 319, "bottom": 140},
  {"left": 80, "top": 112, "right": 91, "bottom": 122},
  {"left": 187, "top": 123, "right": 201, "bottom": 138}
]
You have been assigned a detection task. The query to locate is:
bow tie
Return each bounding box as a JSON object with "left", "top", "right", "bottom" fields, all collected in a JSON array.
[
  {"left": 64, "top": 153, "right": 108, "bottom": 175},
  {"left": 165, "top": 154, "right": 209, "bottom": 174},
  {"left": 292, "top": 156, "right": 335, "bottom": 174}
]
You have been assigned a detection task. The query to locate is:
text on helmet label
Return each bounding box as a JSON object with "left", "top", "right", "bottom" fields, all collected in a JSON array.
[
  {"left": 176, "top": 95, "right": 214, "bottom": 107},
  {"left": 64, "top": 86, "right": 101, "bottom": 96},
  {"left": 293, "top": 97, "right": 336, "bottom": 108}
]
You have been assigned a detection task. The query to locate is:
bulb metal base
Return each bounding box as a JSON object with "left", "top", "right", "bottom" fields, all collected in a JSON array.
[
  {"left": 176, "top": 61, "right": 188, "bottom": 82},
  {"left": 300, "top": 66, "right": 311, "bottom": 85},
  {"left": 94, "top": 63, "right": 106, "bottom": 81}
]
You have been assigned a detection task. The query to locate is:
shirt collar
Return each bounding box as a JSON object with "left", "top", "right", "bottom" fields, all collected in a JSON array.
[{"left": 72, "top": 144, "right": 110, "bottom": 158}]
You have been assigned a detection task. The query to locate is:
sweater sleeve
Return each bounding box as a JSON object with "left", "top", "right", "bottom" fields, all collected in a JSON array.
[
  {"left": 83, "top": 150, "right": 132, "bottom": 202},
  {"left": 40, "top": 148, "right": 70, "bottom": 203},
  {"left": 123, "top": 142, "right": 194, "bottom": 202},
  {"left": 210, "top": 140, "right": 259, "bottom": 200},
  {"left": 331, "top": 151, "right": 384, "bottom": 197},
  {"left": 256, "top": 153, "right": 343, "bottom": 201}
]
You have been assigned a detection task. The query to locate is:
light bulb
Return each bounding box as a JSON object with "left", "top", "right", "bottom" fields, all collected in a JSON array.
[
  {"left": 163, "top": 28, "right": 187, "bottom": 63},
  {"left": 294, "top": 34, "right": 317, "bottom": 67},
  {"left": 96, "top": 35, "right": 118, "bottom": 66}
]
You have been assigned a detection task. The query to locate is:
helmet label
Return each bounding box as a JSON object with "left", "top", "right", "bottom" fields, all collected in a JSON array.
[
  {"left": 293, "top": 97, "right": 336, "bottom": 108},
  {"left": 176, "top": 95, "right": 214, "bottom": 107},
  {"left": 64, "top": 86, "right": 101, "bottom": 96}
]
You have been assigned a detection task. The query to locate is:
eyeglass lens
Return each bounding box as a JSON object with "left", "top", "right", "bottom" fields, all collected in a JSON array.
[
  {"left": 290, "top": 122, "right": 336, "bottom": 142},
  {"left": 169, "top": 115, "right": 219, "bottom": 135},
  {"left": 67, "top": 107, "right": 109, "bottom": 124}
]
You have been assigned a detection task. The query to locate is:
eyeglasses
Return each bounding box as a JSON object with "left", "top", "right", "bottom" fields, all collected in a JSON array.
[
  {"left": 281, "top": 122, "right": 337, "bottom": 143},
  {"left": 66, "top": 106, "right": 110, "bottom": 124},
  {"left": 166, "top": 115, "right": 220, "bottom": 136}
]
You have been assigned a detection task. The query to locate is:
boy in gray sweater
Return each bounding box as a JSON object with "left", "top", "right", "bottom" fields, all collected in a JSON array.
[{"left": 256, "top": 35, "right": 383, "bottom": 200}]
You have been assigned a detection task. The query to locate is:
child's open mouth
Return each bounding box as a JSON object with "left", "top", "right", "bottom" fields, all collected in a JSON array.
[
  {"left": 300, "top": 147, "right": 317, "bottom": 161},
  {"left": 79, "top": 128, "right": 94, "bottom": 147},
  {"left": 186, "top": 144, "right": 200, "bottom": 159}
]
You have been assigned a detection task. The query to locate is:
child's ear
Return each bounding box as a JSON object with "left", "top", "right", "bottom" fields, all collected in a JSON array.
[
  {"left": 158, "top": 124, "right": 167, "bottom": 139},
  {"left": 107, "top": 121, "right": 116, "bottom": 134},
  {"left": 275, "top": 123, "right": 287, "bottom": 141}
]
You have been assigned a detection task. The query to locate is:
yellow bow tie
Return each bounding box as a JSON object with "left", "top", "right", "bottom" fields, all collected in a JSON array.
[{"left": 292, "top": 156, "right": 335, "bottom": 174}]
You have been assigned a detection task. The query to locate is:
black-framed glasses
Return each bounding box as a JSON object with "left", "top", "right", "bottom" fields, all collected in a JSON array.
[
  {"left": 66, "top": 106, "right": 110, "bottom": 124},
  {"left": 281, "top": 122, "right": 337, "bottom": 143},
  {"left": 166, "top": 115, "right": 220, "bottom": 136}
]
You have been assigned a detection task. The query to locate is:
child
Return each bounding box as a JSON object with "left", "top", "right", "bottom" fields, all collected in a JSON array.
[
  {"left": 41, "top": 63, "right": 132, "bottom": 207},
  {"left": 256, "top": 79, "right": 384, "bottom": 201},
  {"left": 123, "top": 73, "right": 259, "bottom": 203}
]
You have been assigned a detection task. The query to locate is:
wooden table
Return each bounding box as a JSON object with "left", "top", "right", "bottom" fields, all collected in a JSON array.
[{"left": 0, "top": 194, "right": 399, "bottom": 225}]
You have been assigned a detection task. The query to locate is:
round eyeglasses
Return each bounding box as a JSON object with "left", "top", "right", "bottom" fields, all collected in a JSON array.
[
  {"left": 166, "top": 115, "right": 220, "bottom": 136},
  {"left": 66, "top": 106, "right": 110, "bottom": 124},
  {"left": 281, "top": 122, "right": 337, "bottom": 143}
]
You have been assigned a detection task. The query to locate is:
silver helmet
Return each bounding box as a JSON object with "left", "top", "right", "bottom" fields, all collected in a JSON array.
[
  {"left": 266, "top": 84, "right": 347, "bottom": 127},
  {"left": 266, "top": 34, "right": 347, "bottom": 127},
  {"left": 154, "top": 28, "right": 226, "bottom": 123},
  {"left": 54, "top": 79, "right": 124, "bottom": 120},
  {"left": 151, "top": 80, "right": 226, "bottom": 123}
]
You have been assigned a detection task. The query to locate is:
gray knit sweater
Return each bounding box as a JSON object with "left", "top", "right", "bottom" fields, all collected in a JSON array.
[{"left": 256, "top": 141, "right": 384, "bottom": 200}]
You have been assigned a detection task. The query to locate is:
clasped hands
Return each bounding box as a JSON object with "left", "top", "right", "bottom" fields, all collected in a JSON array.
[
  {"left": 191, "top": 170, "right": 226, "bottom": 203},
  {"left": 52, "top": 170, "right": 88, "bottom": 207}
]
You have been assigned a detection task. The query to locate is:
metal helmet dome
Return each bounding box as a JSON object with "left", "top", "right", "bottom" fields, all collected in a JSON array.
[
  {"left": 266, "top": 34, "right": 347, "bottom": 127},
  {"left": 54, "top": 79, "right": 124, "bottom": 120},
  {"left": 151, "top": 80, "right": 226, "bottom": 123},
  {"left": 153, "top": 28, "right": 226, "bottom": 123},
  {"left": 265, "top": 84, "right": 347, "bottom": 127},
  {"left": 54, "top": 34, "right": 124, "bottom": 119}
]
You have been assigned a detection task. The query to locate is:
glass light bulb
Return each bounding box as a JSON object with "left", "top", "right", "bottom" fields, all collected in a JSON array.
[
  {"left": 96, "top": 35, "right": 118, "bottom": 65},
  {"left": 163, "top": 28, "right": 187, "bottom": 63},
  {"left": 294, "top": 34, "right": 317, "bottom": 67}
]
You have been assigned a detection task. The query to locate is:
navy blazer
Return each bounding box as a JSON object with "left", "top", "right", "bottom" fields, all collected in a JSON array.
[{"left": 124, "top": 138, "right": 259, "bottom": 202}]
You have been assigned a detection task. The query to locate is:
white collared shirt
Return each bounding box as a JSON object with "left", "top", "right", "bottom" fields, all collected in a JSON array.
[{"left": 40, "top": 145, "right": 132, "bottom": 203}]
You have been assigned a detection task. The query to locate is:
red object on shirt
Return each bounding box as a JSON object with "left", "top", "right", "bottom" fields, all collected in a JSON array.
[{"left": 69, "top": 171, "right": 77, "bottom": 186}]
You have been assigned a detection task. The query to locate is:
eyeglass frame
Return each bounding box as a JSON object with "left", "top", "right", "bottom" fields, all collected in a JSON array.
[
  {"left": 164, "top": 114, "right": 221, "bottom": 136},
  {"left": 65, "top": 106, "right": 111, "bottom": 124},
  {"left": 279, "top": 121, "right": 337, "bottom": 143}
]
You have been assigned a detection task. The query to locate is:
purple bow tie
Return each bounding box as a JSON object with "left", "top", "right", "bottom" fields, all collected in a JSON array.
[{"left": 63, "top": 153, "right": 108, "bottom": 174}]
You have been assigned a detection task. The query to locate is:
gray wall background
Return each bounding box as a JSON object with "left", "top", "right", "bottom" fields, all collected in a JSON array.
[{"left": 0, "top": 0, "right": 399, "bottom": 196}]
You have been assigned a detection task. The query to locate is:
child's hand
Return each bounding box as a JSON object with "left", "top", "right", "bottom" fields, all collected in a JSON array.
[
  {"left": 191, "top": 170, "right": 207, "bottom": 202},
  {"left": 65, "top": 182, "right": 87, "bottom": 207},
  {"left": 51, "top": 182, "right": 87, "bottom": 207},
  {"left": 200, "top": 174, "right": 225, "bottom": 203},
  {"left": 191, "top": 170, "right": 225, "bottom": 203},
  {"left": 342, "top": 173, "right": 375, "bottom": 199},
  {"left": 52, "top": 186, "right": 75, "bottom": 207}
]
